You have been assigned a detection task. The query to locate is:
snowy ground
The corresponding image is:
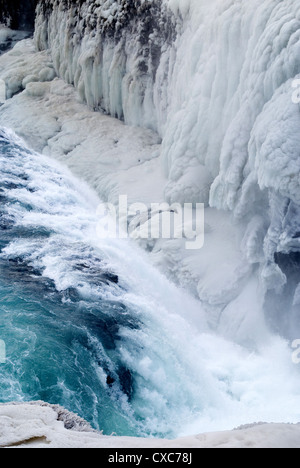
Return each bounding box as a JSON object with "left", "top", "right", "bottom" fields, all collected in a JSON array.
[{"left": 1, "top": 402, "right": 300, "bottom": 448}]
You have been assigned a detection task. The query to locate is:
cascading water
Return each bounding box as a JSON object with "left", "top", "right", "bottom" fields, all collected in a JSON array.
[{"left": 1, "top": 127, "right": 300, "bottom": 438}]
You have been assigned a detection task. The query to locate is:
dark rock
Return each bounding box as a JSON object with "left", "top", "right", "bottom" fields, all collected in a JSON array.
[{"left": 0, "top": 0, "right": 38, "bottom": 30}]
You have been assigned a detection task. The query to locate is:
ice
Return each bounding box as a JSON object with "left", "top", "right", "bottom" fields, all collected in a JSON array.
[
  {"left": 0, "top": 37, "right": 256, "bottom": 342},
  {"left": 0, "top": 26, "right": 31, "bottom": 55},
  {"left": 0, "top": 0, "right": 299, "bottom": 338},
  {"left": 1, "top": 402, "right": 300, "bottom": 448},
  {"left": 31, "top": 1, "right": 300, "bottom": 320},
  {"left": 0, "top": 38, "right": 55, "bottom": 99},
  {"left": 3, "top": 127, "right": 300, "bottom": 438},
  {"left": 0, "top": 0, "right": 300, "bottom": 445}
]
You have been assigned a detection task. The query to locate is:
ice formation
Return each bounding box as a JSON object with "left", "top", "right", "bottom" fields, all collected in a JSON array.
[
  {"left": 0, "top": 0, "right": 300, "bottom": 447},
  {"left": 0, "top": 0, "right": 37, "bottom": 30},
  {"left": 0, "top": 0, "right": 299, "bottom": 340}
]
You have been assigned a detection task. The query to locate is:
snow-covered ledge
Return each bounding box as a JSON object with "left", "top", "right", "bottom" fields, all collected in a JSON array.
[{"left": 0, "top": 402, "right": 300, "bottom": 448}]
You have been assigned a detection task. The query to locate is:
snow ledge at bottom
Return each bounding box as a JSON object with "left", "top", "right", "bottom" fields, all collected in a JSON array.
[{"left": 0, "top": 401, "right": 299, "bottom": 448}]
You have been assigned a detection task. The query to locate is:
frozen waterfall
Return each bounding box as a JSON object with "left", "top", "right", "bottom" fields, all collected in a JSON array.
[{"left": 31, "top": 0, "right": 300, "bottom": 338}]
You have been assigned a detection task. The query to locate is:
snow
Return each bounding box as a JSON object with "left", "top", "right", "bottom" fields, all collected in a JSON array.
[
  {"left": 0, "top": 38, "right": 259, "bottom": 342},
  {"left": 0, "top": 38, "right": 56, "bottom": 99},
  {"left": 1, "top": 402, "right": 300, "bottom": 448}
]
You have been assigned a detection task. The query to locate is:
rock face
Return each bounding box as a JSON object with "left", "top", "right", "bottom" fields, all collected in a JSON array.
[
  {"left": 34, "top": 0, "right": 176, "bottom": 130},
  {"left": 0, "top": 0, "right": 37, "bottom": 30}
]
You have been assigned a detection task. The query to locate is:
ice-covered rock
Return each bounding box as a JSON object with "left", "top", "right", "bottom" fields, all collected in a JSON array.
[
  {"left": 0, "top": 78, "right": 5, "bottom": 102},
  {"left": 33, "top": 3, "right": 300, "bottom": 248},
  {"left": 1, "top": 402, "right": 300, "bottom": 448}
]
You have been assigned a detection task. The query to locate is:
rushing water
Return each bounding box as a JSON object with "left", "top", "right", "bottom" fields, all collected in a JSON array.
[{"left": 1, "top": 127, "right": 300, "bottom": 438}]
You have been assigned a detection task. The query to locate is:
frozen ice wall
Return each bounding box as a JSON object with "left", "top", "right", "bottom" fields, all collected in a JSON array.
[
  {"left": 34, "top": 0, "right": 300, "bottom": 337},
  {"left": 34, "top": 0, "right": 176, "bottom": 130}
]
